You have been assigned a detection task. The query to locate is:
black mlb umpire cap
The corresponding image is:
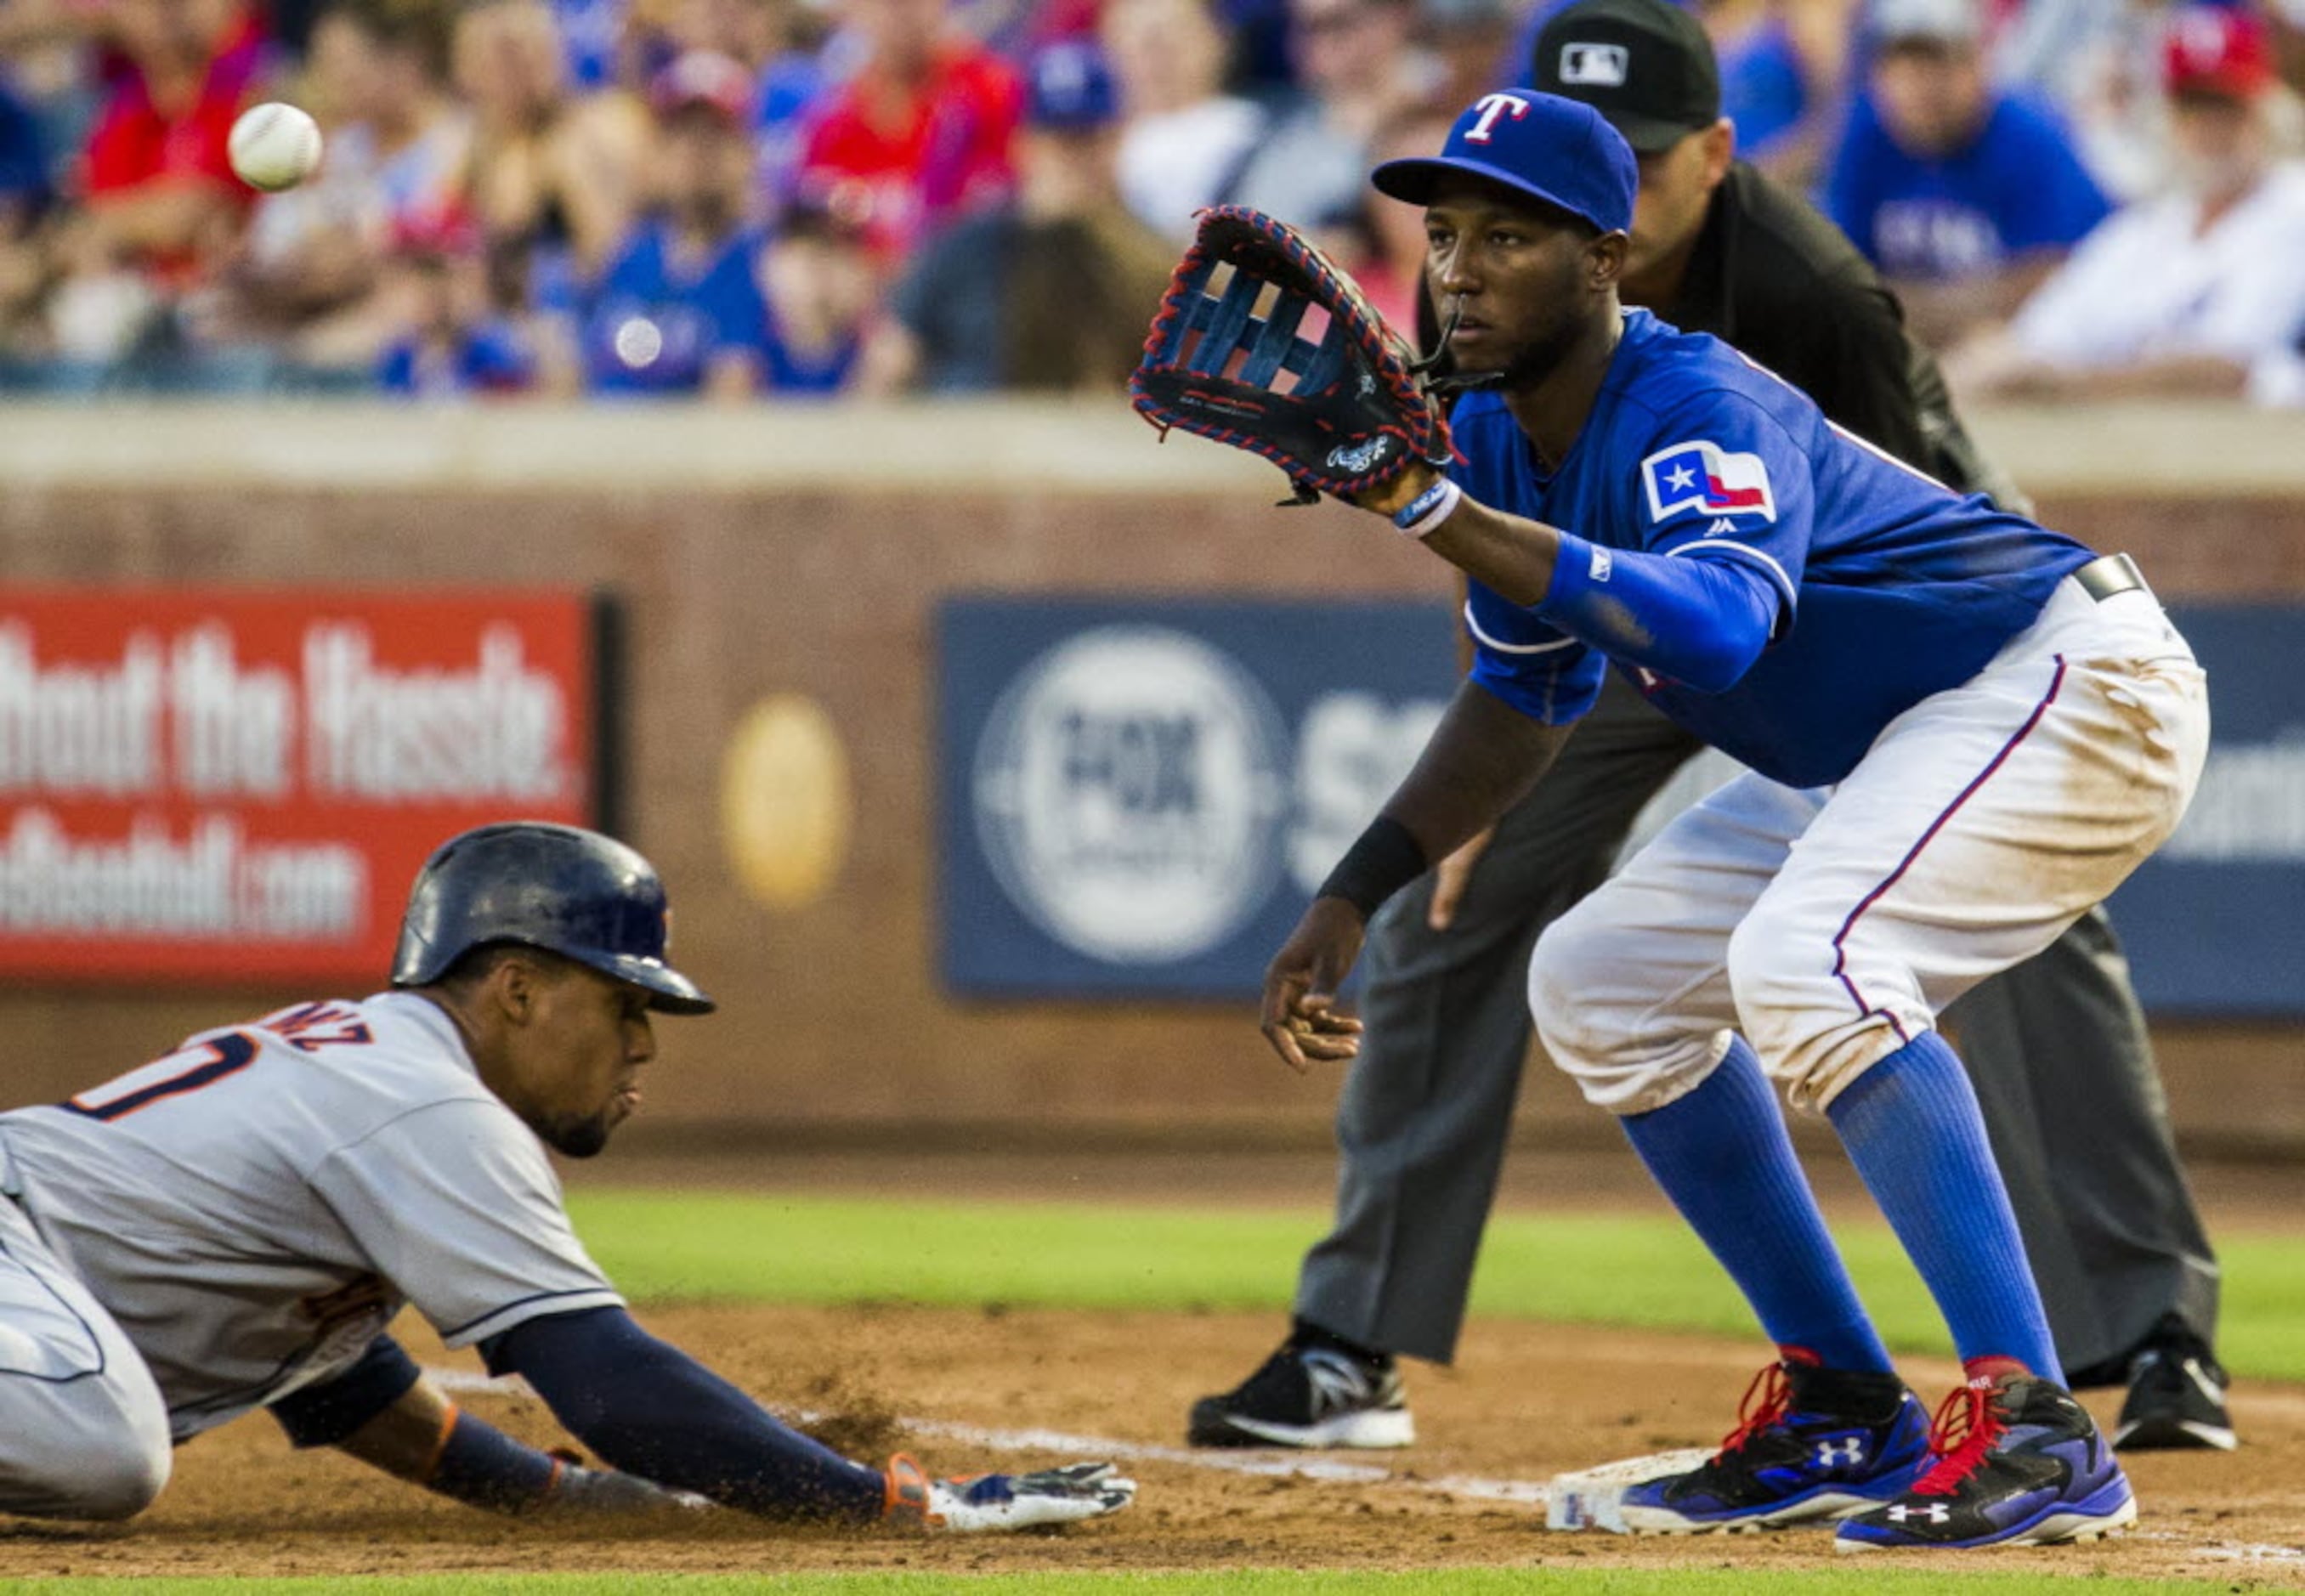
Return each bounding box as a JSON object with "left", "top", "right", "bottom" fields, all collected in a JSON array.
[{"left": 1531, "top": 0, "right": 1722, "bottom": 153}]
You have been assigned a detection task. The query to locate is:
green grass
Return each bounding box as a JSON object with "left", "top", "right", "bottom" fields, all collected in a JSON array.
[
  {"left": 0, "top": 1574, "right": 2271, "bottom": 1595},
  {"left": 563, "top": 1190, "right": 2305, "bottom": 1382}
]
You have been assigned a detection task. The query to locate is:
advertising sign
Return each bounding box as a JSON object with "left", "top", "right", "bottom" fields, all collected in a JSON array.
[
  {"left": 939, "top": 597, "right": 1457, "bottom": 997},
  {"left": 943, "top": 597, "right": 2305, "bottom": 1015},
  {"left": 0, "top": 589, "right": 605, "bottom": 986},
  {"left": 2109, "top": 605, "right": 2305, "bottom": 1016}
]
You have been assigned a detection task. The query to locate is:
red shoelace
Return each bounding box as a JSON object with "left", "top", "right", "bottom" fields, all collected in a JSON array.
[
  {"left": 1911, "top": 1380, "right": 2008, "bottom": 1496},
  {"left": 1713, "top": 1361, "right": 1797, "bottom": 1459}
]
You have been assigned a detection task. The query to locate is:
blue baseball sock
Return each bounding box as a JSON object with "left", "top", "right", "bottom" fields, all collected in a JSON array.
[
  {"left": 1620, "top": 1038, "right": 1891, "bottom": 1374},
  {"left": 1827, "top": 1030, "right": 2064, "bottom": 1385}
]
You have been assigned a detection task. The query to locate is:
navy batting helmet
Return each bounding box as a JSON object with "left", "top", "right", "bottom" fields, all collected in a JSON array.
[{"left": 391, "top": 822, "right": 716, "bottom": 1015}]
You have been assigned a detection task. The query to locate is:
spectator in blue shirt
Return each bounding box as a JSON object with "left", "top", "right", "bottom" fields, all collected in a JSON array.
[
  {"left": 1703, "top": 0, "right": 1816, "bottom": 170},
  {"left": 374, "top": 209, "right": 538, "bottom": 398},
  {"left": 0, "top": 70, "right": 49, "bottom": 361},
  {"left": 755, "top": 195, "right": 871, "bottom": 394},
  {"left": 0, "top": 71, "right": 46, "bottom": 217},
  {"left": 580, "top": 49, "right": 771, "bottom": 398},
  {"left": 1826, "top": 0, "right": 2110, "bottom": 348}
]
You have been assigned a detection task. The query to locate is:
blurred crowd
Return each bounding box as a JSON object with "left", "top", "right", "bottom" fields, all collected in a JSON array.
[{"left": 0, "top": 0, "right": 2302, "bottom": 402}]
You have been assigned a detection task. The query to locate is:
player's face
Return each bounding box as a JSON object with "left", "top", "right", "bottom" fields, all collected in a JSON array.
[
  {"left": 1422, "top": 178, "right": 1618, "bottom": 388},
  {"left": 504, "top": 961, "right": 658, "bottom": 1158}
]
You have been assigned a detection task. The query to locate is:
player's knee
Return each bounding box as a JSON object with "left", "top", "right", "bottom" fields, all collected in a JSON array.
[
  {"left": 1528, "top": 917, "right": 1710, "bottom": 1112},
  {"left": 1725, "top": 905, "right": 1808, "bottom": 1024},
  {"left": 1725, "top": 911, "right": 1906, "bottom": 1107},
  {"left": 79, "top": 1445, "right": 168, "bottom": 1522},
  {"left": 1526, "top": 914, "right": 1609, "bottom": 1064},
  {"left": 1725, "top": 909, "right": 1837, "bottom": 1089},
  {"left": 33, "top": 1429, "right": 169, "bottom": 1521}
]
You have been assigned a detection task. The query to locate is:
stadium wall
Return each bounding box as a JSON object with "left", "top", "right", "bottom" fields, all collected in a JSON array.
[{"left": 1, "top": 401, "right": 2298, "bottom": 1155}]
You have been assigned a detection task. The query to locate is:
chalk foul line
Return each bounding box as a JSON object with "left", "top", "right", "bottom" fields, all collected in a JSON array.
[
  {"left": 426, "top": 1366, "right": 1543, "bottom": 1505},
  {"left": 425, "top": 1366, "right": 2302, "bottom": 1556}
]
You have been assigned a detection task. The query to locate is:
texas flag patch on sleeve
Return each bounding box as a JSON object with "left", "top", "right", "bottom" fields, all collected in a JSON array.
[{"left": 1641, "top": 440, "right": 1777, "bottom": 523}]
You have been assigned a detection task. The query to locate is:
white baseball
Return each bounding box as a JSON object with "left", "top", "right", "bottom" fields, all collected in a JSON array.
[{"left": 228, "top": 102, "right": 323, "bottom": 192}]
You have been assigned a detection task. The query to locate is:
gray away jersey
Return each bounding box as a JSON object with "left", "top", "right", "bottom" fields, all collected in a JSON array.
[{"left": 0, "top": 992, "right": 623, "bottom": 1440}]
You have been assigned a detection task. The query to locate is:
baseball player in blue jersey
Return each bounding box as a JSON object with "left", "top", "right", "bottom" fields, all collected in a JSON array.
[
  {"left": 1261, "top": 90, "right": 2207, "bottom": 1551},
  {"left": 0, "top": 823, "right": 1133, "bottom": 1534}
]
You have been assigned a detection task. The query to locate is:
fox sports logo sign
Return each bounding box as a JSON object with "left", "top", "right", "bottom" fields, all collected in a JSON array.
[{"left": 973, "top": 627, "right": 1288, "bottom": 964}]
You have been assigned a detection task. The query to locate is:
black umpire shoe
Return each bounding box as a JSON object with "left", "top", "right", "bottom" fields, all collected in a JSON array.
[
  {"left": 2114, "top": 1321, "right": 2237, "bottom": 1452},
  {"left": 1187, "top": 1322, "right": 1414, "bottom": 1449}
]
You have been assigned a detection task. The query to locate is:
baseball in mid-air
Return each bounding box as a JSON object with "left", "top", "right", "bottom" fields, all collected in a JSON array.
[{"left": 227, "top": 102, "right": 323, "bottom": 192}]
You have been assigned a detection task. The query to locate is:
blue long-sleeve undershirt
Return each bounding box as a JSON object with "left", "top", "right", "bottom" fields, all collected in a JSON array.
[
  {"left": 1537, "top": 532, "right": 1784, "bottom": 693},
  {"left": 483, "top": 1305, "right": 886, "bottom": 1521}
]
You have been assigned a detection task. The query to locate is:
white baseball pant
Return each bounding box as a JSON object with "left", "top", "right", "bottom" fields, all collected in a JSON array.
[
  {"left": 1530, "top": 575, "right": 2210, "bottom": 1117},
  {"left": 0, "top": 1138, "right": 173, "bottom": 1520}
]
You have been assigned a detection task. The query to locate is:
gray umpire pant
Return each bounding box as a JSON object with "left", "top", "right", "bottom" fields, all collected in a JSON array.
[{"left": 1294, "top": 671, "right": 2222, "bottom": 1379}]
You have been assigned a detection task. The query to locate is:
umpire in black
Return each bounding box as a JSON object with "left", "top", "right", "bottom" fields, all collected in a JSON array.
[{"left": 1189, "top": 0, "right": 2234, "bottom": 1456}]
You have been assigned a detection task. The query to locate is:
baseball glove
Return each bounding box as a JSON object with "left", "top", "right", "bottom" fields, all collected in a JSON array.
[{"left": 1130, "top": 206, "right": 1452, "bottom": 507}]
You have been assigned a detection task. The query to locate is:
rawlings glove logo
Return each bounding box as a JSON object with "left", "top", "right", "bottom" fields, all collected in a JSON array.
[{"left": 1326, "top": 438, "right": 1395, "bottom": 474}]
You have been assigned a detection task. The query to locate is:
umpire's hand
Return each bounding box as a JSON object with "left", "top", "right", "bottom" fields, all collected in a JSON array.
[{"left": 1260, "top": 897, "right": 1368, "bottom": 1072}]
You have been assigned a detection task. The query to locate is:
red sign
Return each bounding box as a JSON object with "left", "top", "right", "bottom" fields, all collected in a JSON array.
[{"left": 0, "top": 589, "right": 601, "bottom": 985}]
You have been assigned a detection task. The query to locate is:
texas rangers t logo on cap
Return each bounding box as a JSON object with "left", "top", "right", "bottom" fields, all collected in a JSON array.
[
  {"left": 1466, "top": 93, "right": 1532, "bottom": 144},
  {"left": 1642, "top": 439, "right": 1777, "bottom": 522}
]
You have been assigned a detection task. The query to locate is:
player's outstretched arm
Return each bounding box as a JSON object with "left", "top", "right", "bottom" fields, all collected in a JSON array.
[
  {"left": 1263, "top": 682, "right": 1572, "bottom": 1072},
  {"left": 270, "top": 1335, "right": 692, "bottom": 1515},
  {"left": 1357, "top": 481, "right": 1781, "bottom": 695},
  {"left": 484, "top": 1305, "right": 1135, "bottom": 1533}
]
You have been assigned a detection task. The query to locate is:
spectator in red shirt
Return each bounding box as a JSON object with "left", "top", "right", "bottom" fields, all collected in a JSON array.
[
  {"left": 77, "top": 0, "right": 268, "bottom": 279},
  {"left": 41, "top": 0, "right": 269, "bottom": 370},
  {"left": 794, "top": 0, "right": 1021, "bottom": 260}
]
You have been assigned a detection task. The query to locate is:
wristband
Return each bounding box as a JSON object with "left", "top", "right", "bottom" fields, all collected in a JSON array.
[
  {"left": 1390, "top": 477, "right": 1462, "bottom": 540},
  {"left": 428, "top": 1403, "right": 563, "bottom": 1513},
  {"left": 1316, "top": 816, "right": 1430, "bottom": 919}
]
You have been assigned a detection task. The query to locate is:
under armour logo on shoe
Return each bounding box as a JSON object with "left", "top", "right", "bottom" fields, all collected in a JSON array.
[
  {"left": 1814, "top": 1435, "right": 1866, "bottom": 1469},
  {"left": 1887, "top": 1502, "right": 1951, "bottom": 1524}
]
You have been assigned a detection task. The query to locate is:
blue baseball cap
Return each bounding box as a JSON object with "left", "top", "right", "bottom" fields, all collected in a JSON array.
[
  {"left": 1025, "top": 41, "right": 1119, "bottom": 131},
  {"left": 1371, "top": 89, "right": 1637, "bottom": 235}
]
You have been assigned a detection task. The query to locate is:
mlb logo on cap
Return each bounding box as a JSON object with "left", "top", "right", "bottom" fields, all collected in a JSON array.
[
  {"left": 1370, "top": 88, "right": 1637, "bottom": 235},
  {"left": 1558, "top": 42, "right": 1629, "bottom": 87},
  {"left": 1533, "top": 0, "right": 1724, "bottom": 153}
]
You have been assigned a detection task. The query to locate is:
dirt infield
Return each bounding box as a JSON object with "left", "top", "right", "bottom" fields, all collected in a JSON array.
[{"left": 6, "top": 1305, "right": 2300, "bottom": 1584}]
